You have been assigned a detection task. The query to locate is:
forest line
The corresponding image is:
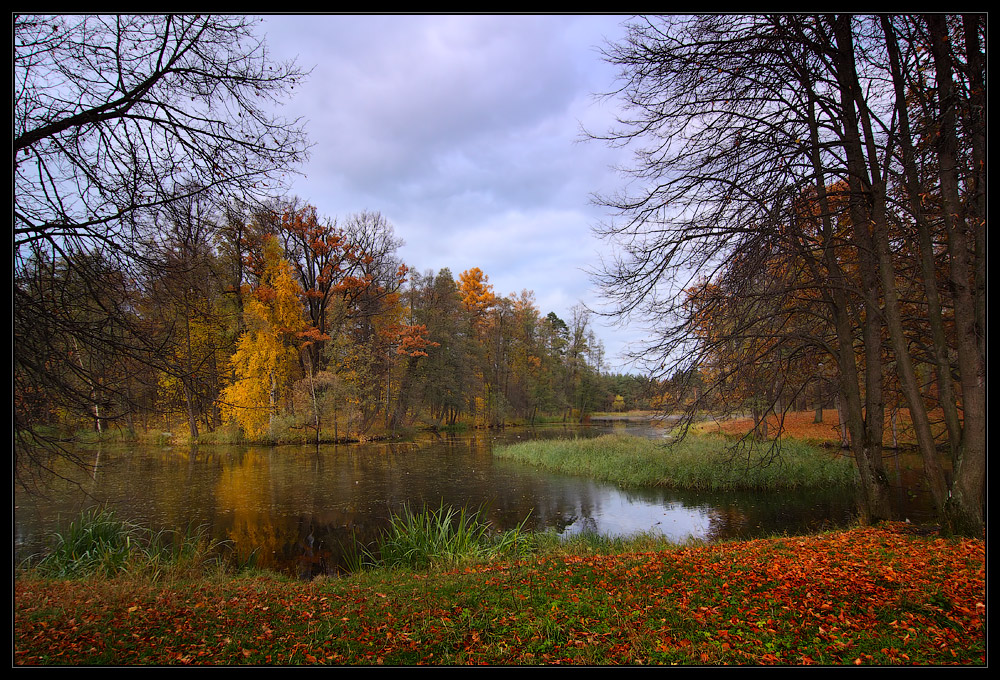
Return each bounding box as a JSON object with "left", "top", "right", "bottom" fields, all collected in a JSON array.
[{"left": 17, "top": 198, "right": 653, "bottom": 446}]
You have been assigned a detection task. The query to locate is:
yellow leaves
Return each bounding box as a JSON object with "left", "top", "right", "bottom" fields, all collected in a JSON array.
[
  {"left": 251, "top": 236, "right": 306, "bottom": 337},
  {"left": 221, "top": 235, "right": 306, "bottom": 438}
]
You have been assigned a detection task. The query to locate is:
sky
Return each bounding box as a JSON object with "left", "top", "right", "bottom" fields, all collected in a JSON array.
[{"left": 257, "top": 14, "right": 647, "bottom": 373}]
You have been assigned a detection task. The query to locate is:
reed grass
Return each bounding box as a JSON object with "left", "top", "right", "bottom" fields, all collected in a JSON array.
[
  {"left": 359, "top": 502, "right": 534, "bottom": 571},
  {"left": 25, "top": 507, "right": 231, "bottom": 581},
  {"left": 493, "top": 433, "right": 856, "bottom": 491}
]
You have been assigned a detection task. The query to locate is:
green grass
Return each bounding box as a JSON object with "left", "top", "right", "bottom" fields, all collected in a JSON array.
[
  {"left": 494, "top": 432, "right": 856, "bottom": 491},
  {"left": 14, "top": 523, "right": 985, "bottom": 665},
  {"left": 353, "top": 502, "right": 535, "bottom": 572},
  {"left": 23, "top": 507, "right": 233, "bottom": 582}
]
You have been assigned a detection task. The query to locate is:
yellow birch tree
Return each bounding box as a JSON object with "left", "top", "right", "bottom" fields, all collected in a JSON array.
[{"left": 221, "top": 236, "right": 306, "bottom": 438}]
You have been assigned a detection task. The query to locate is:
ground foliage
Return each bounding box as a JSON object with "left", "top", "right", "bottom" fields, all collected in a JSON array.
[
  {"left": 14, "top": 523, "right": 984, "bottom": 666},
  {"left": 702, "top": 409, "right": 931, "bottom": 449}
]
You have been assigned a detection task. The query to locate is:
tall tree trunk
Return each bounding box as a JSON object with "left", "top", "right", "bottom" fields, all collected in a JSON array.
[
  {"left": 926, "top": 14, "right": 986, "bottom": 536},
  {"left": 881, "top": 17, "right": 963, "bottom": 463},
  {"left": 837, "top": 16, "right": 951, "bottom": 517},
  {"left": 802, "top": 62, "right": 891, "bottom": 523},
  {"left": 829, "top": 15, "right": 895, "bottom": 523}
]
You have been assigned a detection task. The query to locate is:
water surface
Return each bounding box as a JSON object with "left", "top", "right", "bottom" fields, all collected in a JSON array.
[{"left": 14, "top": 423, "right": 935, "bottom": 578}]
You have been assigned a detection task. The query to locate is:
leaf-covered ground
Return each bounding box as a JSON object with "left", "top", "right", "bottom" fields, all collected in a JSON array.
[
  {"left": 14, "top": 523, "right": 984, "bottom": 666},
  {"left": 701, "top": 408, "right": 939, "bottom": 448}
]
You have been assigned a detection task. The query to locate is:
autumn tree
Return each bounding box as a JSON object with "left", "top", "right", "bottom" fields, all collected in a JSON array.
[
  {"left": 384, "top": 286, "right": 440, "bottom": 431},
  {"left": 273, "top": 202, "right": 352, "bottom": 371},
  {"left": 328, "top": 213, "right": 408, "bottom": 435},
  {"left": 505, "top": 290, "right": 548, "bottom": 423},
  {"left": 456, "top": 268, "right": 498, "bottom": 425},
  {"left": 418, "top": 269, "right": 477, "bottom": 427},
  {"left": 458, "top": 268, "right": 497, "bottom": 325},
  {"left": 142, "top": 188, "right": 236, "bottom": 438},
  {"left": 14, "top": 15, "right": 309, "bottom": 477},
  {"left": 221, "top": 236, "right": 307, "bottom": 438},
  {"left": 588, "top": 14, "right": 985, "bottom": 534}
]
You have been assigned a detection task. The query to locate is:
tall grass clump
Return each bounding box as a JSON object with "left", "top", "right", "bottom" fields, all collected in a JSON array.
[
  {"left": 25, "top": 507, "right": 230, "bottom": 581},
  {"left": 364, "top": 502, "right": 533, "bottom": 571},
  {"left": 494, "top": 433, "right": 856, "bottom": 491}
]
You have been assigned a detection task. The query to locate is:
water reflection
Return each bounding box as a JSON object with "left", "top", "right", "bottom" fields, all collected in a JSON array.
[{"left": 13, "top": 424, "right": 935, "bottom": 579}]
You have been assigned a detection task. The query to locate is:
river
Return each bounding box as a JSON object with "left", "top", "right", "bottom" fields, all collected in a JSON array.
[{"left": 13, "top": 423, "right": 937, "bottom": 579}]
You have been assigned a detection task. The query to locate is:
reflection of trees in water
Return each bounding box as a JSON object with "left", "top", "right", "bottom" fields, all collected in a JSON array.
[
  {"left": 18, "top": 426, "right": 937, "bottom": 580},
  {"left": 689, "top": 488, "right": 858, "bottom": 542},
  {"left": 208, "top": 437, "right": 866, "bottom": 575},
  {"left": 214, "top": 448, "right": 284, "bottom": 568}
]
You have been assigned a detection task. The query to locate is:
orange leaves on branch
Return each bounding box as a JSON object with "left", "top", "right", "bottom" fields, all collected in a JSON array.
[
  {"left": 393, "top": 323, "right": 439, "bottom": 358},
  {"left": 296, "top": 326, "right": 331, "bottom": 350},
  {"left": 458, "top": 268, "right": 496, "bottom": 318}
]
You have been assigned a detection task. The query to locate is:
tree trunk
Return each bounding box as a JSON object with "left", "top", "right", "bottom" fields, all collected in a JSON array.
[
  {"left": 829, "top": 15, "right": 896, "bottom": 524},
  {"left": 182, "top": 380, "right": 200, "bottom": 440},
  {"left": 926, "top": 14, "right": 986, "bottom": 537},
  {"left": 881, "top": 16, "right": 963, "bottom": 464},
  {"left": 836, "top": 394, "right": 848, "bottom": 449}
]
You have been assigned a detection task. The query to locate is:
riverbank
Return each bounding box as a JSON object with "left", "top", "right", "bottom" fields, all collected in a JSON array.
[{"left": 14, "top": 522, "right": 984, "bottom": 665}]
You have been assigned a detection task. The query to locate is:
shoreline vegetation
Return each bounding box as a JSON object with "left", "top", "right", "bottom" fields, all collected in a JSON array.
[
  {"left": 16, "top": 414, "right": 983, "bottom": 665},
  {"left": 33, "top": 407, "right": 932, "bottom": 451},
  {"left": 15, "top": 518, "right": 985, "bottom": 665},
  {"left": 28, "top": 412, "right": 588, "bottom": 448},
  {"left": 493, "top": 432, "right": 856, "bottom": 492}
]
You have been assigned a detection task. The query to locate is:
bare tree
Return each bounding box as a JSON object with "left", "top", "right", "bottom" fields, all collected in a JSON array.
[
  {"left": 588, "top": 15, "right": 985, "bottom": 535},
  {"left": 14, "top": 15, "right": 310, "bottom": 479},
  {"left": 15, "top": 15, "right": 309, "bottom": 253}
]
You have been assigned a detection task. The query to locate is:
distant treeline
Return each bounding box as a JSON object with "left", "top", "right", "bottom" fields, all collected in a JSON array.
[{"left": 16, "top": 199, "right": 661, "bottom": 444}]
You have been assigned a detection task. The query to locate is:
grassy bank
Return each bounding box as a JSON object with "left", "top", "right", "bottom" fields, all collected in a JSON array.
[
  {"left": 494, "top": 432, "right": 856, "bottom": 491},
  {"left": 15, "top": 522, "right": 984, "bottom": 665}
]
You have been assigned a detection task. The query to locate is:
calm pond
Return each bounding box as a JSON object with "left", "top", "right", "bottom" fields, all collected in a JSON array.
[{"left": 14, "top": 423, "right": 937, "bottom": 579}]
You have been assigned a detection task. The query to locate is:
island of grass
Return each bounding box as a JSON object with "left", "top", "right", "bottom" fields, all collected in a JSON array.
[{"left": 493, "top": 432, "right": 856, "bottom": 491}]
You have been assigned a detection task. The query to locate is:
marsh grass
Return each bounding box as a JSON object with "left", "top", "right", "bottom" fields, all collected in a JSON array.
[
  {"left": 361, "top": 502, "right": 534, "bottom": 571},
  {"left": 494, "top": 433, "right": 856, "bottom": 491},
  {"left": 25, "top": 507, "right": 231, "bottom": 581}
]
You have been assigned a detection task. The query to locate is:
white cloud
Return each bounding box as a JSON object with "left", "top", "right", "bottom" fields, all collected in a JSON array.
[{"left": 260, "top": 14, "right": 641, "bottom": 371}]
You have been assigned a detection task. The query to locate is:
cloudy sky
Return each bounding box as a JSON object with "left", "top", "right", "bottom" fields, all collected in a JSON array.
[{"left": 259, "top": 14, "right": 643, "bottom": 371}]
